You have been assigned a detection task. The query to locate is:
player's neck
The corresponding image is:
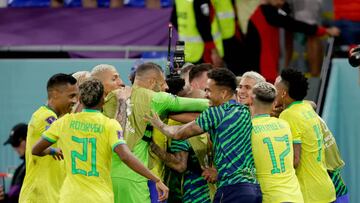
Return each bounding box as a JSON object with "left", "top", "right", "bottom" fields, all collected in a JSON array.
[
  {"left": 252, "top": 105, "right": 271, "bottom": 117},
  {"left": 283, "top": 97, "right": 295, "bottom": 109},
  {"left": 46, "top": 101, "right": 60, "bottom": 116}
]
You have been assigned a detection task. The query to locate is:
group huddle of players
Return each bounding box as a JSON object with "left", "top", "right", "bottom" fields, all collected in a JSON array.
[{"left": 16, "top": 62, "right": 348, "bottom": 203}]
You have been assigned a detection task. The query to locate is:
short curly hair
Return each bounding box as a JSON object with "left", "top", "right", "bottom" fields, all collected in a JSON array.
[
  {"left": 166, "top": 77, "right": 185, "bottom": 95},
  {"left": 252, "top": 82, "right": 277, "bottom": 103},
  {"left": 280, "top": 69, "right": 309, "bottom": 101},
  {"left": 79, "top": 78, "right": 104, "bottom": 108},
  {"left": 207, "top": 68, "right": 237, "bottom": 92}
]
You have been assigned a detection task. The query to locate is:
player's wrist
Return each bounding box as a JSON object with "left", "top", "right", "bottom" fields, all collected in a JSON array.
[
  {"left": 49, "top": 148, "right": 56, "bottom": 155},
  {"left": 153, "top": 176, "right": 160, "bottom": 183},
  {"left": 159, "top": 122, "right": 165, "bottom": 129}
]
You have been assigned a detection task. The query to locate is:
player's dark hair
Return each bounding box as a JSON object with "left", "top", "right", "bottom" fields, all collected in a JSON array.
[
  {"left": 189, "top": 63, "right": 213, "bottom": 83},
  {"left": 280, "top": 69, "right": 309, "bottom": 101},
  {"left": 166, "top": 77, "right": 185, "bottom": 95},
  {"left": 79, "top": 79, "right": 104, "bottom": 108},
  {"left": 47, "top": 73, "right": 77, "bottom": 92},
  {"left": 207, "top": 68, "right": 237, "bottom": 93}
]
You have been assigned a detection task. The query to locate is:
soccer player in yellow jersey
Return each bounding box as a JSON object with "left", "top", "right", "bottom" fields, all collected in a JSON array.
[
  {"left": 274, "top": 69, "right": 336, "bottom": 203},
  {"left": 32, "top": 79, "right": 169, "bottom": 203},
  {"left": 250, "top": 82, "right": 303, "bottom": 203},
  {"left": 19, "top": 73, "right": 78, "bottom": 203}
]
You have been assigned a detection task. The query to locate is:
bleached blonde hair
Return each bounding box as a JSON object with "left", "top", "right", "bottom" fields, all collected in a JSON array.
[
  {"left": 72, "top": 71, "right": 91, "bottom": 86},
  {"left": 241, "top": 71, "right": 266, "bottom": 84},
  {"left": 91, "top": 64, "right": 117, "bottom": 79}
]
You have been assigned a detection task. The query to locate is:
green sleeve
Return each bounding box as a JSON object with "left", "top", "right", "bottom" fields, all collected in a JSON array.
[
  {"left": 151, "top": 92, "right": 209, "bottom": 115},
  {"left": 102, "top": 91, "right": 117, "bottom": 119}
]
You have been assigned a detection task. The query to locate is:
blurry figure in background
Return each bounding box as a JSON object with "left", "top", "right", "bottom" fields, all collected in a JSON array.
[
  {"left": 72, "top": 71, "right": 91, "bottom": 113},
  {"left": 285, "top": 0, "right": 324, "bottom": 77},
  {"left": 237, "top": 71, "right": 265, "bottom": 105},
  {"left": 332, "top": 0, "right": 360, "bottom": 46},
  {"left": 213, "top": 0, "right": 244, "bottom": 75},
  {"left": 234, "top": 0, "right": 260, "bottom": 34},
  {"left": 242, "top": 0, "right": 340, "bottom": 83},
  {"left": 1, "top": 124, "right": 28, "bottom": 203},
  {"left": 171, "top": 0, "right": 224, "bottom": 67},
  {"left": 82, "top": 0, "right": 123, "bottom": 8},
  {"left": 19, "top": 73, "right": 78, "bottom": 203}
]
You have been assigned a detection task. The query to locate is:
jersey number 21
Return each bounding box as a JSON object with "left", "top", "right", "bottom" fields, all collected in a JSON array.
[{"left": 71, "top": 136, "right": 99, "bottom": 177}]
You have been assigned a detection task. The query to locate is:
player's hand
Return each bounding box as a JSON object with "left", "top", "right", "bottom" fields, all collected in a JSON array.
[
  {"left": 211, "top": 48, "right": 224, "bottom": 68},
  {"left": 51, "top": 148, "right": 64, "bottom": 161},
  {"left": 116, "top": 86, "right": 132, "bottom": 100},
  {"left": 201, "top": 166, "right": 218, "bottom": 183},
  {"left": 144, "top": 111, "right": 164, "bottom": 129},
  {"left": 326, "top": 27, "right": 340, "bottom": 37},
  {"left": 155, "top": 180, "right": 169, "bottom": 201}
]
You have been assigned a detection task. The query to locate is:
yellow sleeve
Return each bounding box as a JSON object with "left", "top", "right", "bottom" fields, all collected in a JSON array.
[
  {"left": 108, "top": 119, "right": 126, "bottom": 151},
  {"left": 42, "top": 117, "right": 62, "bottom": 143},
  {"left": 280, "top": 112, "right": 302, "bottom": 144}
]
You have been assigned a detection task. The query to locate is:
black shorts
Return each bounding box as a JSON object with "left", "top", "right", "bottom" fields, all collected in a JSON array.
[{"left": 214, "top": 182, "right": 262, "bottom": 203}]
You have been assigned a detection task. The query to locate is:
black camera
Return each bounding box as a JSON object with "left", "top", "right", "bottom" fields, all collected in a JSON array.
[
  {"left": 349, "top": 45, "right": 360, "bottom": 67},
  {"left": 172, "top": 41, "right": 185, "bottom": 73}
]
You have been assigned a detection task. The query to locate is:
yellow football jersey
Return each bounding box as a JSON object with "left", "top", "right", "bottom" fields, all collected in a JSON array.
[
  {"left": 43, "top": 109, "right": 125, "bottom": 203},
  {"left": 252, "top": 114, "right": 303, "bottom": 203},
  {"left": 280, "top": 101, "right": 336, "bottom": 203},
  {"left": 19, "top": 106, "right": 65, "bottom": 203}
]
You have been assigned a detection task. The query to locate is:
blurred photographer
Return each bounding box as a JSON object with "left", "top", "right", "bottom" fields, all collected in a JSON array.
[{"left": 2, "top": 123, "right": 27, "bottom": 203}]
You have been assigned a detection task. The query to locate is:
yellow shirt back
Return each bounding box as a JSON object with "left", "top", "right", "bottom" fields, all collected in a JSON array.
[
  {"left": 19, "top": 106, "right": 65, "bottom": 203},
  {"left": 280, "top": 101, "right": 336, "bottom": 203},
  {"left": 252, "top": 114, "right": 303, "bottom": 203},
  {"left": 43, "top": 109, "right": 125, "bottom": 203}
]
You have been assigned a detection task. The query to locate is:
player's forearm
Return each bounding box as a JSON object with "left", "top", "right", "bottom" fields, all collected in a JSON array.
[
  {"left": 115, "top": 145, "right": 160, "bottom": 182},
  {"left": 293, "top": 143, "right": 301, "bottom": 168},
  {"left": 171, "top": 97, "right": 209, "bottom": 112},
  {"left": 156, "top": 123, "right": 181, "bottom": 139},
  {"left": 150, "top": 142, "right": 187, "bottom": 173},
  {"left": 169, "top": 113, "right": 200, "bottom": 123},
  {"left": 32, "top": 147, "right": 57, "bottom": 157},
  {"left": 32, "top": 138, "right": 54, "bottom": 156}
]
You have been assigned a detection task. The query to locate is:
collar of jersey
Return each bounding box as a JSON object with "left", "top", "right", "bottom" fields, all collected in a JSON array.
[
  {"left": 227, "top": 99, "right": 237, "bottom": 104},
  {"left": 287, "top": 100, "right": 303, "bottom": 109},
  {"left": 82, "top": 109, "right": 101, "bottom": 113},
  {"left": 43, "top": 105, "right": 57, "bottom": 115},
  {"left": 253, "top": 114, "right": 270, "bottom": 119}
]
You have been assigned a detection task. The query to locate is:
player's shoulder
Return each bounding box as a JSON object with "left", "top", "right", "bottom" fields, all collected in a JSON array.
[
  {"left": 276, "top": 117, "right": 290, "bottom": 127},
  {"left": 279, "top": 107, "right": 298, "bottom": 119},
  {"left": 31, "top": 106, "right": 57, "bottom": 125},
  {"left": 105, "top": 117, "right": 121, "bottom": 128}
]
